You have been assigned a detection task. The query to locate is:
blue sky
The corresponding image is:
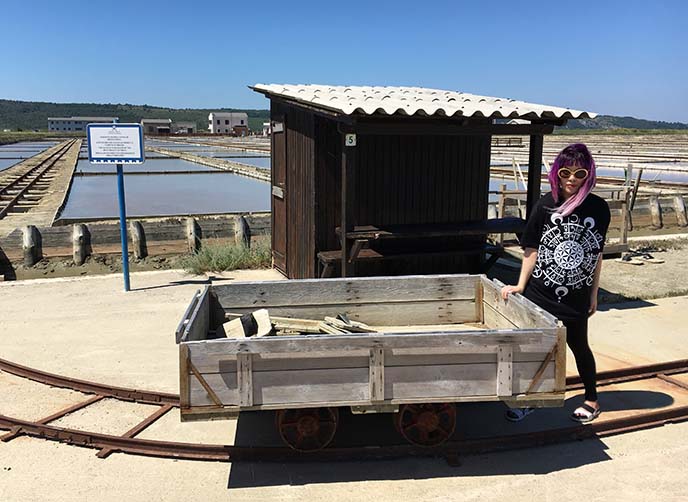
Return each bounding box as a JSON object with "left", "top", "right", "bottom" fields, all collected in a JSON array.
[{"left": 2, "top": 0, "right": 686, "bottom": 122}]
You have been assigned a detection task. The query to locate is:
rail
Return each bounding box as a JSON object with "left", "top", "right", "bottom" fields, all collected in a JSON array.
[
  {"left": 1, "top": 357, "right": 686, "bottom": 463},
  {"left": 0, "top": 140, "right": 76, "bottom": 219}
]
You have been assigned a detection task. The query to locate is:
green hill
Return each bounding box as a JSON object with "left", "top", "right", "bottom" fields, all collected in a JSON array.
[
  {"left": 0, "top": 99, "right": 685, "bottom": 133},
  {"left": 559, "top": 115, "right": 688, "bottom": 130},
  {"left": 0, "top": 99, "right": 269, "bottom": 132}
]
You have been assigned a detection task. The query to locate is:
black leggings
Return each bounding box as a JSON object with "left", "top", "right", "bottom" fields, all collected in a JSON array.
[{"left": 564, "top": 318, "right": 598, "bottom": 402}]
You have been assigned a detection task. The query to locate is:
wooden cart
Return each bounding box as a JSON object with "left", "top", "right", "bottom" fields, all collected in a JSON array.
[{"left": 176, "top": 274, "right": 565, "bottom": 450}]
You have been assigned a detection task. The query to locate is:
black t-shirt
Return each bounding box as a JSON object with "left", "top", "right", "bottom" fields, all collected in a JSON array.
[{"left": 519, "top": 192, "right": 610, "bottom": 321}]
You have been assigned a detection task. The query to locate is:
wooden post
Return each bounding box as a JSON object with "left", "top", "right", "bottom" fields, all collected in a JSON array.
[
  {"left": 496, "top": 345, "right": 513, "bottom": 397},
  {"left": 526, "top": 134, "right": 544, "bottom": 218},
  {"left": 497, "top": 183, "right": 507, "bottom": 244},
  {"left": 673, "top": 195, "right": 687, "bottom": 227},
  {"left": 341, "top": 132, "right": 357, "bottom": 277},
  {"left": 625, "top": 163, "right": 633, "bottom": 186},
  {"left": 72, "top": 223, "right": 91, "bottom": 266},
  {"left": 630, "top": 168, "right": 643, "bottom": 211},
  {"left": 129, "top": 221, "right": 148, "bottom": 259},
  {"left": 22, "top": 225, "right": 43, "bottom": 267},
  {"left": 369, "top": 346, "right": 385, "bottom": 402},
  {"left": 234, "top": 214, "right": 251, "bottom": 248},
  {"left": 650, "top": 196, "right": 663, "bottom": 229},
  {"left": 186, "top": 217, "right": 201, "bottom": 253},
  {"left": 620, "top": 188, "right": 629, "bottom": 247},
  {"left": 497, "top": 183, "right": 507, "bottom": 218},
  {"left": 237, "top": 350, "right": 253, "bottom": 407}
]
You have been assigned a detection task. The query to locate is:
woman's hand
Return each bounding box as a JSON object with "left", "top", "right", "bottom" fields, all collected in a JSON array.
[{"left": 501, "top": 285, "right": 523, "bottom": 300}]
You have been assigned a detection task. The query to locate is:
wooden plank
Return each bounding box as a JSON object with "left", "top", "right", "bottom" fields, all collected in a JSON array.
[
  {"left": 186, "top": 351, "right": 546, "bottom": 375},
  {"left": 236, "top": 352, "right": 253, "bottom": 406},
  {"left": 475, "top": 274, "right": 484, "bottom": 323},
  {"left": 188, "top": 360, "right": 223, "bottom": 406},
  {"left": 223, "top": 299, "right": 478, "bottom": 326},
  {"left": 179, "top": 344, "right": 191, "bottom": 408},
  {"left": 186, "top": 329, "right": 557, "bottom": 358},
  {"left": 369, "top": 346, "right": 385, "bottom": 402},
  {"left": 525, "top": 344, "right": 557, "bottom": 393},
  {"left": 481, "top": 276, "right": 558, "bottom": 328},
  {"left": 180, "top": 389, "right": 564, "bottom": 420},
  {"left": 179, "top": 287, "right": 210, "bottom": 342},
  {"left": 189, "top": 368, "right": 370, "bottom": 406},
  {"left": 385, "top": 361, "right": 555, "bottom": 400},
  {"left": 176, "top": 290, "right": 202, "bottom": 343},
  {"left": 518, "top": 361, "right": 556, "bottom": 393},
  {"left": 212, "top": 274, "right": 479, "bottom": 309},
  {"left": 386, "top": 351, "right": 548, "bottom": 367},
  {"left": 496, "top": 345, "right": 513, "bottom": 396},
  {"left": 482, "top": 302, "right": 518, "bottom": 330}
]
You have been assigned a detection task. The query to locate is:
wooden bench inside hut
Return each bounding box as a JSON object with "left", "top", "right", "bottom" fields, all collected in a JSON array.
[{"left": 251, "top": 84, "right": 596, "bottom": 279}]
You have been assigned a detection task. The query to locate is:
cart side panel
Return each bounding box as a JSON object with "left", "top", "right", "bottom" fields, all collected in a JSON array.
[
  {"left": 176, "top": 287, "right": 211, "bottom": 344},
  {"left": 213, "top": 274, "right": 481, "bottom": 325},
  {"left": 480, "top": 277, "right": 559, "bottom": 329},
  {"left": 181, "top": 329, "right": 558, "bottom": 416}
]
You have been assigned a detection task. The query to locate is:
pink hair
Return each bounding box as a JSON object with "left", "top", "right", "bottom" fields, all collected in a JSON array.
[{"left": 547, "top": 143, "right": 597, "bottom": 217}]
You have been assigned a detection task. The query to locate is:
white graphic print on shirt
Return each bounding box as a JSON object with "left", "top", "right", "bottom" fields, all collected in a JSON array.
[{"left": 531, "top": 212, "right": 605, "bottom": 302}]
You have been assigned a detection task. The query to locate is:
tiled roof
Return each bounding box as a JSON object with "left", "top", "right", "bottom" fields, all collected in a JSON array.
[{"left": 251, "top": 84, "right": 596, "bottom": 120}]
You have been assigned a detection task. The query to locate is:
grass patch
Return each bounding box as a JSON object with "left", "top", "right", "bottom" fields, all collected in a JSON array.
[{"left": 177, "top": 239, "right": 271, "bottom": 275}]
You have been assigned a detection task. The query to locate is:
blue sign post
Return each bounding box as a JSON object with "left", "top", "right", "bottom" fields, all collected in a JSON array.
[{"left": 87, "top": 123, "right": 145, "bottom": 291}]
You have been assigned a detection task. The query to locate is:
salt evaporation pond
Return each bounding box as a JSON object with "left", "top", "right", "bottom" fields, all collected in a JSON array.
[
  {"left": 58, "top": 172, "right": 270, "bottom": 220},
  {"left": 0, "top": 159, "right": 21, "bottom": 171}
]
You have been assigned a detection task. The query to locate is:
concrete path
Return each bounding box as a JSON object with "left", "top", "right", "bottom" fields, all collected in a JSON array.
[{"left": 0, "top": 269, "right": 686, "bottom": 501}]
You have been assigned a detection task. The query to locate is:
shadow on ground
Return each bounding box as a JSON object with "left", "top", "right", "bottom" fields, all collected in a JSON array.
[
  {"left": 226, "top": 389, "right": 673, "bottom": 489},
  {"left": 131, "top": 275, "right": 233, "bottom": 292}
]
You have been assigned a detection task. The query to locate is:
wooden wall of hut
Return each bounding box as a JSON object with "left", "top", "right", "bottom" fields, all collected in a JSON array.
[{"left": 272, "top": 102, "right": 493, "bottom": 279}]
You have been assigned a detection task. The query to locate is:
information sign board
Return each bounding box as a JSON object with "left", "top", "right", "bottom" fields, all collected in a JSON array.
[{"left": 87, "top": 123, "right": 145, "bottom": 164}]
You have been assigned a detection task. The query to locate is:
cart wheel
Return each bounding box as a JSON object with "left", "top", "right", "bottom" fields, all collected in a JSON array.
[
  {"left": 395, "top": 403, "right": 456, "bottom": 447},
  {"left": 275, "top": 407, "right": 339, "bottom": 452}
]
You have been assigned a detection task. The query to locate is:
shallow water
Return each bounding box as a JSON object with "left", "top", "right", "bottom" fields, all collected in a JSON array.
[
  {"left": 58, "top": 172, "right": 270, "bottom": 220},
  {"left": 0, "top": 159, "right": 21, "bottom": 171}
]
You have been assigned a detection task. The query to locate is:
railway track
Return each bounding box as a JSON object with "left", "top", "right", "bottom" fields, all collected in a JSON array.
[
  {"left": 1, "top": 357, "right": 687, "bottom": 463},
  {"left": 0, "top": 140, "right": 77, "bottom": 220}
]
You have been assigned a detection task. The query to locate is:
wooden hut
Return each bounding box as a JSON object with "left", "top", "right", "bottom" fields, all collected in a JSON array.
[{"left": 251, "top": 84, "right": 595, "bottom": 279}]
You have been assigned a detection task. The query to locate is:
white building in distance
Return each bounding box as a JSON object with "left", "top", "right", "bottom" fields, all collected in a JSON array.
[
  {"left": 48, "top": 116, "right": 118, "bottom": 132},
  {"left": 208, "top": 112, "right": 249, "bottom": 135}
]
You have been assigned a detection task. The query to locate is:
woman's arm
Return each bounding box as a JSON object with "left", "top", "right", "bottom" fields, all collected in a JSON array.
[
  {"left": 588, "top": 256, "right": 603, "bottom": 316},
  {"left": 500, "top": 247, "right": 538, "bottom": 300}
]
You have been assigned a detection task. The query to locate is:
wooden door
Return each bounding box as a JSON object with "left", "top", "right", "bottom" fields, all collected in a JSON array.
[{"left": 271, "top": 118, "right": 287, "bottom": 274}]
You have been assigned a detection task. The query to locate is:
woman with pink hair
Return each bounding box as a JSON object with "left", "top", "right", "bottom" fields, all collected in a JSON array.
[{"left": 501, "top": 143, "right": 610, "bottom": 423}]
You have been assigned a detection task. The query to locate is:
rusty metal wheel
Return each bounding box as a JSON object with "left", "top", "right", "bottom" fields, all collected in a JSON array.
[
  {"left": 395, "top": 403, "right": 456, "bottom": 447},
  {"left": 275, "top": 407, "right": 339, "bottom": 452}
]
